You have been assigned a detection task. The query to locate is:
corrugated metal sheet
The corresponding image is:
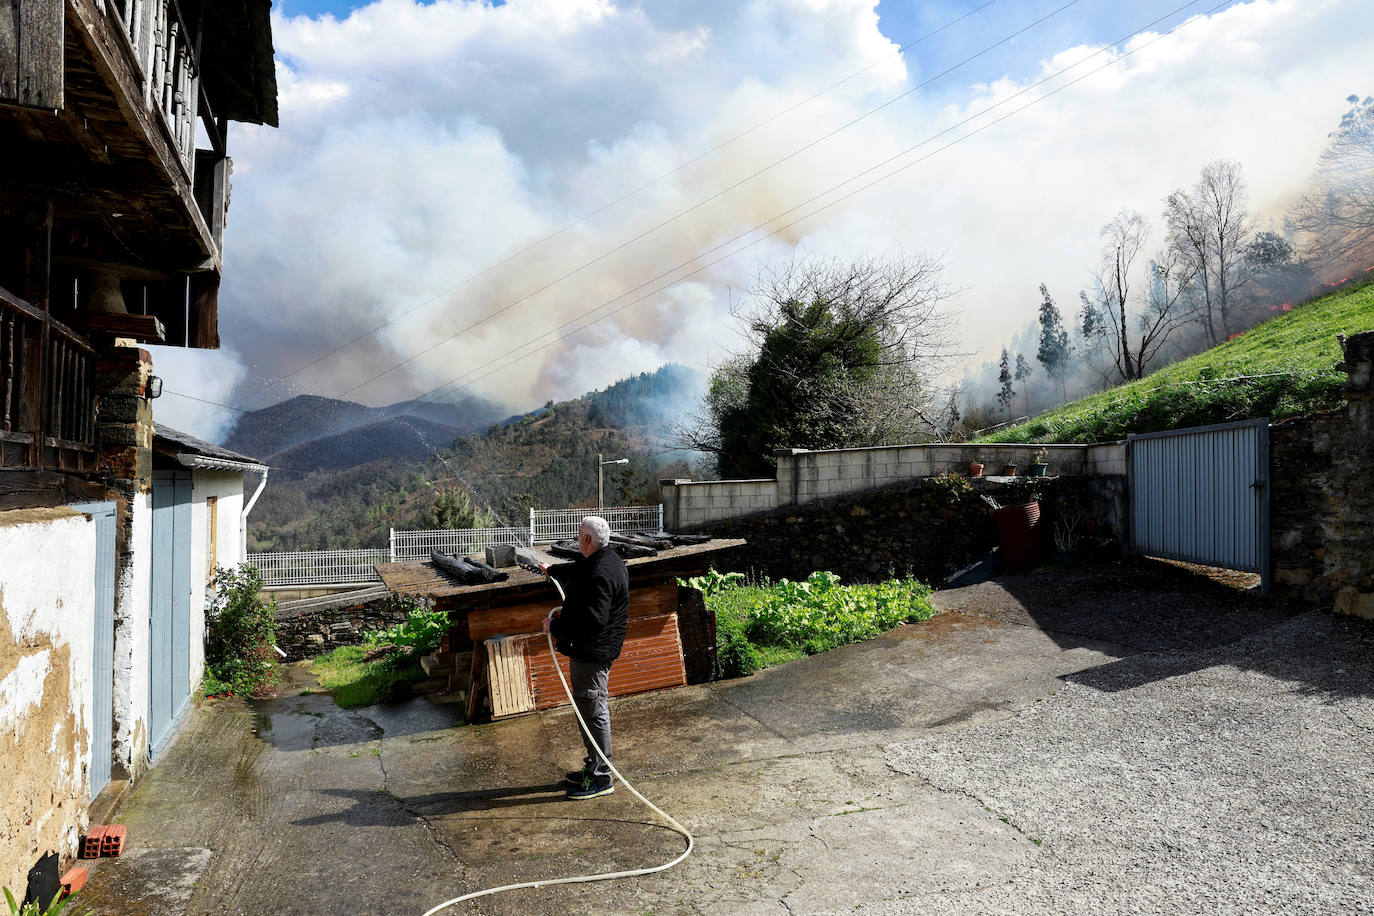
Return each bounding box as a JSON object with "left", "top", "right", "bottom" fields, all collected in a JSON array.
[
  {"left": 515, "top": 613, "right": 686, "bottom": 716},
  {"left": 1128, "top": 419, "right": 1269, "bottom": 583}
]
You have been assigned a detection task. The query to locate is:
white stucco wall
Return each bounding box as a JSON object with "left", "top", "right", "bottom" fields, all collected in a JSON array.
[
  {"left": 188, "top": 470, "right": 245, "bottom": 689},
  {"left": 113, "top": 491, "right": 151, "bottom": 779},
  {"left": 0, "top": 509, "right": 97, "bottom": 893}
]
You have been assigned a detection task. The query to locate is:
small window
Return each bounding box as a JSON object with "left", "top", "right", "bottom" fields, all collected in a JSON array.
[{"left": 206, "top": 496, "right": 218, "bottom": 580}]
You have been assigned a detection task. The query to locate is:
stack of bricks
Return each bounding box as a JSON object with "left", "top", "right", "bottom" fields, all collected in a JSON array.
[{"left": 80, "top": 824, "right": 126, "bottom": 858}]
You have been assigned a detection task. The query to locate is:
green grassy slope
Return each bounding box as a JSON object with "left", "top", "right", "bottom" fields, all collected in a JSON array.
[{"left": 982, "top": 276, "right": 1374, "bottom": 444}]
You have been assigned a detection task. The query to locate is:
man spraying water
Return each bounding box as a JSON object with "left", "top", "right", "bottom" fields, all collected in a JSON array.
[{"left": 541, "top": 515, "right": 629, "bottom": 800}]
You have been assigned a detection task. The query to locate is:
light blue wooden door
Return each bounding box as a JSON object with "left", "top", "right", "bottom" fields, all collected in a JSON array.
[
  {"left": 71, "top": 501, "right": 116, "bottom": 800},
  {"left": 150, "top": 471, "right": 194, "bottom": 759}
]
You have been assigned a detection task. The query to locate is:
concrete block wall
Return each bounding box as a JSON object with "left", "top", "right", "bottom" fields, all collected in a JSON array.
[
  {"left": 0, "top": 509, "right": 98, "bottom": 895},
  {"left": 663, "top": 441, "right": 1123, "bottom": 529}
]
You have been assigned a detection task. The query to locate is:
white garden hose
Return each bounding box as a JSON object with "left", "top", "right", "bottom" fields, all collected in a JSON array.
[{"left": 421, "top": 577, "right": 694, "bottom": 915}]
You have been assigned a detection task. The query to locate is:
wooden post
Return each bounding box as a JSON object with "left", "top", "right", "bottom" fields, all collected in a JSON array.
[{"left": 23, "top": 203, "right": 52, "bottom": 466}]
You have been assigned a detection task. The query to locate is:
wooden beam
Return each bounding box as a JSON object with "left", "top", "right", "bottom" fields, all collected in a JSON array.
[
  {"left": 1, "top": 0, "right": 19, "bottom": 102},
  {"left": 0, "top": 467, "right": 107, "bottom": 509},
  {"left": 187, "top": 271, "right": 217, "bottom": 348},
  {"left": 12, "top": 0, "right": 64, "bottom": 110},
  {"left": 72, "top": 311, "right": 165, "bottom": 342}
]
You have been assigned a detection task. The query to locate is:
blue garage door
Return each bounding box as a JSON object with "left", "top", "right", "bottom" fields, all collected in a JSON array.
[
  {"left": 71, "top": 501, "right": 117, "bottom": 800},
  {"left": 149, "top": 471, "right": 193, "bottom": 759}
]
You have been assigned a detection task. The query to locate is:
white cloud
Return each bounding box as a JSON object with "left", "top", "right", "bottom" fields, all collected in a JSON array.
[{"left": 195, "top": 0, "right": 1371, "bottom": 435}]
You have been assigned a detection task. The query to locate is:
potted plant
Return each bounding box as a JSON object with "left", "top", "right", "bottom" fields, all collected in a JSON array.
[
  {"left": 1000, "top": 462, "right": 1018, "bottom": 476},
  {"left": 1029, "top": 446, "right": 1049, "bottom": 477},
  {"left": 968, "top": 459, "right": 984, "bottom": 477}
]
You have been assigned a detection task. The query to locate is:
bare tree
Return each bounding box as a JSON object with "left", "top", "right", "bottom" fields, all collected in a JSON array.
[
  {"left": 1079, "top": 210, "right": 1196, "bottom": 383},
  {"left": 1287, "top": 95, "right": 1374, "bottom": 276},
  {"left": 1164, "top": 160, "right": 1254, "bottom": 344},
  {"left": 1081, "top": 210, "right": 1148, "bottom": 381}
]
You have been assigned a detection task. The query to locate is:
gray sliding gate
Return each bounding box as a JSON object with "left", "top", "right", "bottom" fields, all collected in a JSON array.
[{"left": 1128, "top": 418, "right": 1269, "bottom": 590}]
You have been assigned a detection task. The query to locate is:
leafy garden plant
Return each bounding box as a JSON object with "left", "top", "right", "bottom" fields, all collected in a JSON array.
[
  {"left": 204, "top": 565, "right": 279, "bottom": 697},
  {"left": 4, "top": 886, "right": 89, "bottom": 916},
  {"left": 686, "top": 569, "right": 937, "bottom": 675}
]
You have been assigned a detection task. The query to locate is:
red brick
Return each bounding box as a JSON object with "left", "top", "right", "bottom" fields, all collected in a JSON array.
[
  {"left": 101, "top": 824, "right": 127, "bottom": 857},
  {"left": 81, "top": 825, "right": 108, "bottom": 859},
  {"left": 60, "top": 866, "right": 87, "bottom": 896}
]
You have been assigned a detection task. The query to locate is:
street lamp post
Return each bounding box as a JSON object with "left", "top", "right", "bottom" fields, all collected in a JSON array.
[{"left": 598, "top": 453, "right": 629, "bottom": 507}]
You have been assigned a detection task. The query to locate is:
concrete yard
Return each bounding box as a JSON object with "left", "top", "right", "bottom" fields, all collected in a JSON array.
[{"left": 78, "top": 558, "right": 1374, "bottom": 915}]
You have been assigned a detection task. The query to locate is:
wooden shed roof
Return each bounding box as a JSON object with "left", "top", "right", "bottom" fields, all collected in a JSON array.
[{"left": 376, "top": 539, "right": 746, "bottom": 605}]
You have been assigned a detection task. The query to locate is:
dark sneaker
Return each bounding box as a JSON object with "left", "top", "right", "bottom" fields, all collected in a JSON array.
[
  {"left": 566, "top": 777, "right": 614, "bottom": 800},
  {"left": 563, "top": 767, "right": 590, "bottom": 786}
]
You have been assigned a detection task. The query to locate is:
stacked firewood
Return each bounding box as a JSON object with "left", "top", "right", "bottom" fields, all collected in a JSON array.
[
  {"left": 430, "top": 550, "right": 509, "bottom": 584},
  {"left": 544, "top": 531, "right": 712, "bottom": 561}
]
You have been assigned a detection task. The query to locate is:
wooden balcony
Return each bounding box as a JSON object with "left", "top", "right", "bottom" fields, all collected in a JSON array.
[
  {"left": 0, "top": 285, "right": 98, "bottom": 472},
  {"left": 1, "top": 0, "right": 276, "bottom": 348}
]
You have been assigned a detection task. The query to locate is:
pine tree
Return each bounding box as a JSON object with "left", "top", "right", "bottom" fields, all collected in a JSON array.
[
  {"left": 997, "top": 348, "right": 1015, "bottom": 419},
  {"left": 1036, "top": 283, "right": 1071, "bottom": 400}
]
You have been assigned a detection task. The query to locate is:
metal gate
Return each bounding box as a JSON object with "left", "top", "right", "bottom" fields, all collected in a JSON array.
[
  {"left": 1128, "top": 418, "right": 1269, "bottom": 590},
  {"left": 72, "top": 501, "right": 116, "bottom": 800},
  {"left": 149, "top": 470, "right": 193, "bottom": 759}
]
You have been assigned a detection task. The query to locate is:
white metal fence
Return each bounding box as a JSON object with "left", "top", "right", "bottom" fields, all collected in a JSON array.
[
  {"left": 249, "top": 549, "right": 388, "bottom": 587},
  {"left": 389, "top": 525, "right": 531, "bottom": 562},
  {"left": 529, "top": 505, "right": 663, "bottom": 544},
  {"left": 250, "top": 505, "right": 663, "bottom": 586}
]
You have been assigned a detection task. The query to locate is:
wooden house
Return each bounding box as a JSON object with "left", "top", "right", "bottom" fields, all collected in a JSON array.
[{"left": 1, "top": 1, "right": 276, "bottom": 900}]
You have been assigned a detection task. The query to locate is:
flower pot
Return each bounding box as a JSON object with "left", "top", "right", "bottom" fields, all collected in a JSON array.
[
  {"left": 1028, "top": 463, "right": 1048, "bottom": 477},
  {"left": 1000, "top": 464, "right": 1018, "bottom": 477},
  {"left": 968, "top": 462, "right": 984, "bottom": 477}
]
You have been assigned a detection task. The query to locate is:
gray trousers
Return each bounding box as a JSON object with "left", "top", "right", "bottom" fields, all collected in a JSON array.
[{"left": 570, "top": 658, "right": 613, "bottom": 779}]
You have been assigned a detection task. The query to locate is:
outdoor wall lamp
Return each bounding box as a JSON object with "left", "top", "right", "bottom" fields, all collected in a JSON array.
[{"left": 147, "top": 375, "right": 163, "bottom": 398}]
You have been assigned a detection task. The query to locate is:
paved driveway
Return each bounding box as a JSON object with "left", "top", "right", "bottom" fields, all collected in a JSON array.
[{"left": 79, "top": 559, "right": 1374, "bottom": 915}]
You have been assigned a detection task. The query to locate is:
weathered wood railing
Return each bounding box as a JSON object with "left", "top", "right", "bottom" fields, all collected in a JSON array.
[
  {"left": 104, "top": 0, "right": 200, "bottom": 174},
  {"left": 0, "top": 286, "right": 97, "bottom": 470}
]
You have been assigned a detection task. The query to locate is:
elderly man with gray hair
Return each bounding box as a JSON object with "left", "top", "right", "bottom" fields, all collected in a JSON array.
[{"left": 541, "top": 515, "right": 630, "bottom": 799}]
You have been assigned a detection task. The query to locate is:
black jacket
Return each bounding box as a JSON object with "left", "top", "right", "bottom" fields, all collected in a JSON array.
[{"left": 548, "top": 547, "right": 630, "bottom": 664}]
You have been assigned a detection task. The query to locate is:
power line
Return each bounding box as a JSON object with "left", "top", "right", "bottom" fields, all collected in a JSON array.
[
  {"left": 271, "top": 1, "right": 1002, "bottom": 384},
  {"left": 331, "top": 0, "right": 1084, "bottom": 401},
  {"left": 405, "top": 0, "right": 1219, "bottom": 408}
]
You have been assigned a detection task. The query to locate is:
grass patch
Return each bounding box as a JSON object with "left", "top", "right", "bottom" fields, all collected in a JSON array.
[
  {"left": 310, "top": 645, "right": 426, "bottom": 709},
  {"left": 982, "top": 276, "right": 1374, "bottom": 444},
  {"left": 689, "top": 570, "right": 938, "bottom": 677}
]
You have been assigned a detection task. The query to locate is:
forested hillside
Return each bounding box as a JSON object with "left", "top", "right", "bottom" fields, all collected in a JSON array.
[{"left": 247, "top": 364, "right": 702, "bottom": 550}]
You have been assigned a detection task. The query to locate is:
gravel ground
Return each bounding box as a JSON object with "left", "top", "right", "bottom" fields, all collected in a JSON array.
[{"left": 881, "top": 611, "right": 1374, "bottom": 916}]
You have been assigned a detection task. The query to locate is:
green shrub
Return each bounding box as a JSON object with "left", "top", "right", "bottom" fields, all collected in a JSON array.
[
  {"left": 716, "top": 619, "right": 760, "bottom": 678},
  {"left": 204, "top": 565, "right": 278, "bottom": 697},
  {"left": 365, "top": 598, "right": 447, "bottom": 659},
  {"left": 680, "top": 569, "right": 746, "bottom": 596},
  {"left": 695, "top": 569, "right": 937, "bottom": 676},
  {"left": 745, "top": 571, "right": 935, "bottom": 655}
]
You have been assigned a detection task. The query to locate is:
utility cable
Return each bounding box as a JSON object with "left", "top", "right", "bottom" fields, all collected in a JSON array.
[
  {"left": 335, "top": 0, "right": 1083, "bottom": 400},
  {"left": 405, "top": 0, "right": 1218, "bottom": 408},
  {"left": 421, "top": 577, "right": 693, "bottom": 916},
  {"left": 275, "top": 1, "right": 1001, "bottom": 384}
]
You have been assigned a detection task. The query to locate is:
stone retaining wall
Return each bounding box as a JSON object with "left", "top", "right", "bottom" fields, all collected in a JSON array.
[
  {"left": 1270, "top": 330, "right": 1374, "bottom": 617},
  {"left": 682, "top": 475, "right": 1126, "bottom": 586},
  {"left": 274, "top": 588, "right": 432, "bottom": 661}
]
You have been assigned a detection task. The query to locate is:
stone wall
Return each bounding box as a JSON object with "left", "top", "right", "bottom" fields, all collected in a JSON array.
[
  {"left": 274, "top": 588, "right": 432, "bottom": 661},
  {"left": 663, "top": 441, "right": 1126, "bottom": 529},
  {"left": 681, "top": 475, "right": 1125, "bottom": 586},
  {"left": 1270, "top": 331, "right": 1374, "bottom": 617}
]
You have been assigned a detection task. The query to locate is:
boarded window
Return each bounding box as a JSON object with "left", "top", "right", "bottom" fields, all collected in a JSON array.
[{"left": 1, "top": 0, "right": 65, "bottom": 110}]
